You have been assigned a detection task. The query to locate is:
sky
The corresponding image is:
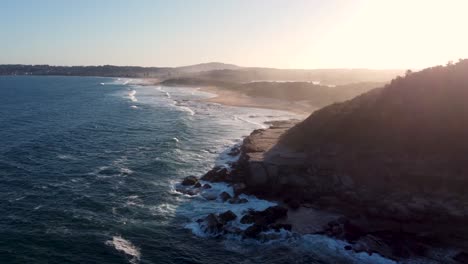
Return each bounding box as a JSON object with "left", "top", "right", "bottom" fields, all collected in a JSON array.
[{"left": 1, "top": 0, "right": 467, "bottom": 69}]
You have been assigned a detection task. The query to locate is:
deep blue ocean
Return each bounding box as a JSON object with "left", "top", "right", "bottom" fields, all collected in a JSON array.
[{"left": 0, "top": 76, "right": 397, "bottom": 264}]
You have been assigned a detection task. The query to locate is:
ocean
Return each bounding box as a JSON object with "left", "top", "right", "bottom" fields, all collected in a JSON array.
[{"left": 0, "top": 76, "right": 397, "bottom": 264}]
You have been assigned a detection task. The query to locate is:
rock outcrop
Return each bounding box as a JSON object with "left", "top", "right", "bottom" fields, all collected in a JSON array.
[{"left": 198, "top": 60, "right": 468, "bottom": 261}]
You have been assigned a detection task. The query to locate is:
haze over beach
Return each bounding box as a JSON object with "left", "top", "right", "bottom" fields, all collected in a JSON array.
[{"left": 1, "top": 1, "right": 468, "bottom": 264}]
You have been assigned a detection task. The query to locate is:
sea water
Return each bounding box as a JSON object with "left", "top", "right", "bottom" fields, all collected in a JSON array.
[{"left": 0, "top": 76, "right": 408, "bottom": 264}]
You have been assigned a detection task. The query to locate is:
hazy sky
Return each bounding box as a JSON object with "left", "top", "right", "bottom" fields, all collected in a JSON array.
[{"left": 1, "top": 0, "right": 467, "bottom": 69}]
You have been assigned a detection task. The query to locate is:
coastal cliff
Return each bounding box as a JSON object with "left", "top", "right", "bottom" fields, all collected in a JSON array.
[{"left": 196, "top": 60, "right": 468, "bottom": 262}]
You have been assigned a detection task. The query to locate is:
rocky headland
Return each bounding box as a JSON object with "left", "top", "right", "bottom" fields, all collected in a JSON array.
[{"left": 177, "top": 60, "right": 468, "bottom": 263}]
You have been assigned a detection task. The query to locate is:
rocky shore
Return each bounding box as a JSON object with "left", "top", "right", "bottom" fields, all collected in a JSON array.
[{"left": 177, "top": 119, "right": 468, "bottom": 263}]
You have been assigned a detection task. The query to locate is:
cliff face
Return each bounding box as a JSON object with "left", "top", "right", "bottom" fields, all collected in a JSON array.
[{"left": 233, "top": 60, "right": 468, "bottom": 223}]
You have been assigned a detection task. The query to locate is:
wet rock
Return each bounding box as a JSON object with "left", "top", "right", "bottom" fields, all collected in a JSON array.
[
  {"left": 202, "top": 184, "right": 212, "bottom": 189},
  {"left": 218, "top": 210, "right": 237, "bottom": 224},
  {"left": 228, "top": 147, "right": 241, "bottom": 156},
  {"left": 228, "top": 196, "right": 248, "bottom": 204},
  {"left": 232, "top": 183, "right": 246, "bottom": 196},
  {"left": 344, "top": 245, "right": 353, "bottom": 251},
  {"left": 201, "top": 167, "right": 230, "bottom": 182},
  {"left": 243, "top": 224, "right": 265, "bottom": 239},
  {"left": 194, "top": 182, "right": 202, "bottom": 188},
  {"left": 261, "top": 206, "right": 288, "bottom": 224},
  {"left": 285, "top": 198, "right": 301, "bottom": 210},
  {"left": 269, "top": 223, "right": 292, "bottom": 232},
  {"left": 353, "top": 235, "right": 393, "bottom": 258},
  {"left": 219, "top": 192, "right": 232, "bottom": 202},
  {"left": 198, "top": 213, "right": 223, "bottom": 235},
  {"left": 181, "top": 176, "right": 199, "bottom": 186},
  {"left": 240, "top": 213, "right": 255, "bottom": 224},
  {"left": 239, "top": 206, "right": 288, "bottom": 226},
  {"left": 201, "top": 190, "right": 219, "bottom": 200},
  {"left": 175, "top": 185, "right": 200, "bottom": 196}
]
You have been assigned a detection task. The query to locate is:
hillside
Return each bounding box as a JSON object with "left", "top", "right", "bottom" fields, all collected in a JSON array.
[{"left": 198, "top": 60, "right": 468, "bottom": 260}]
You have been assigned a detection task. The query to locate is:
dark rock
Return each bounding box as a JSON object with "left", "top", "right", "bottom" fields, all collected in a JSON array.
[
  {"left": 454, "top": 251, "right": 468, "bottom": 263},
  {"left": 261, "top": 206, "right": 288, "bottom": 224},
  {"left": 344, "top": 245, "right": 353, "bottom": 251},
  {"left": 201, "top": 190, "right": 218, "bottom": 200},
  {"left": 194, "top": 182, "right": 202, "bottom": 188},
  {"left": 228, "top": 147, "right": 241, "bottom": 156},
  {"left": 232, "top": 183, "right": 246, "bottom": 196},
  {"left": 199, "top": 213, "right": 223, "bottom": 235},
  {"left": 219, "top": 192, "right": 232, "bottom": 202},
  {"left": 202, "top": 184, "right": 212, "bottom": 189},
  {"left": 343, "top": 221, "right": 365, "bottom": 241},
  {"left": 175, "top": 185, "right": 200, "bottom": 196},
  {"left": 181, "top": 176, "right": 199, "bottom": 186},
  {"left": 218, "top": 210, "right": 237, "bottom": 224},
  {"left": 201, "top": 167, "right": 229, "bottom": 182},
  {"left": 243, "top": 224, "right": 265, "bottom": 239},
  {"left": 269, "top": 223, "right": 292, "bottom": 231},
  {"left": 353, "top": 234, "right": 395, "bottom": 259},
  {"left": 285, "top": 199, "right": 301, "bottom": 210},
  {"left": 228, "top": 196, "right": 248, "bottom": 204},
  {"left": 239, "top": 206, "right": 288, "bottom": 226},
  {"left": 240, "top": 213, "right": 255, "bottom": 224}
]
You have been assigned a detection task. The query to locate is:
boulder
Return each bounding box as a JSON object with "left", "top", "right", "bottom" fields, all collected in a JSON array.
[
  {"left": 219, "top": 192, "right": 232, "bottom": 202},
  {"left": 181, "top": 176, "right": 199, "bottom": 186},
  {"left": 218, "top": 210, "right": 237, "bottom": 224},
  {"left": 243, "top": 224, "right": 265, "bottom": 239},
  {"left": 240, "top": 213, "right": 255, "bottom": 224},
  {"left": 239, "top": 206, "right": 288, "bottom": 226},
  {"left": 202, "top": 184, "right": 212, "bottom": 189},
  {"left": 198, "top": 213, "right": 223, "bottom": 235},
  {"left": 232, "top": 183, "right": 246, "bottom": 196},
  {"left": 228, "top": 196, "right": 248, "bottom": 204},
  {"left": 269, "top": 223, "right": 292, "bottom": 232},
  {"left": 175, "top": 185, "right": 200, "bottom": 196},
  {"left": 201, "top": 190, "right": 219, "bottom": 200},
  {"left": 201, "top": 167, "right": 230, "bottom": 182}
]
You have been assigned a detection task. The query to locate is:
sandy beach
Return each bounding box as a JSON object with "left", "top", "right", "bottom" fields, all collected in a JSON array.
[{"left": 199, "top": 86, "right": 314, "bottom": 116}]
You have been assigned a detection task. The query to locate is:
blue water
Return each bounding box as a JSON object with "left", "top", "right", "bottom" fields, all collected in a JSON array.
[{"left": 0, "top": 76, "right": 396, "bottom": 264}]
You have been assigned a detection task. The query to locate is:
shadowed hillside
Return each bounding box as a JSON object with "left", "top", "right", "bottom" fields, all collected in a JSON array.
[{"left": 279, "top": 59, "right": 468, "bottom": 196}]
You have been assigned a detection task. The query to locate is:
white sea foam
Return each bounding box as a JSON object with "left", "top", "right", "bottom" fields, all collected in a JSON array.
[
  {"left": 128, "top": 90, "right": 137, "bottom": 102},
  {"left": 234, "top": 115, "right": 268, "bottom": 129},
  {"left": 130, "top": 105, "right": 138, "bottom": 109},
  {"left": 177, "top": 106, "right": 195, "bottom": 116},
  {"left": 57, "top": 154, "right": 75, "bottom": 160},
  {"left": 172, "top": 137, "right": 179, "bottom": 142},
  {"left": 106, "top": 236, "right": 140, "bottom": 264}
]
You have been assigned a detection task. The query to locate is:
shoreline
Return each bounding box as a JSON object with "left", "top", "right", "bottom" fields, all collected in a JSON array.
[{"left": 198, "top": 86, "right": 314, "bottom": 116}]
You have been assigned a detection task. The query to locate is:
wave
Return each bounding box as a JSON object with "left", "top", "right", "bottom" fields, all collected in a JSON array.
[
  {"left": 130, "top": 105, "right": 138, "bottom": 109},
  {"left": 106, "top": 236, "right": 140, "bottom": 264},
  {"left": 128, "top": 90, "right": 137, "bottom": 102},
  {"left": 234, "top": 115, "right": 268, "bottom": 129},
  {"left": 177, "top": 106, "right": 195, "bottom": 116}
]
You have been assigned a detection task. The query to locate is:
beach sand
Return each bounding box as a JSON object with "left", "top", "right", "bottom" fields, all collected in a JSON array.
[{"left": 199, "top": 86, "right": 315, "bottom": 116}]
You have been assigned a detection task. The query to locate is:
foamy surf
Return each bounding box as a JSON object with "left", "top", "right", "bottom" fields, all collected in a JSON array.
[
  {"left": 128, "top": 90, "right": 137, "bottom": 102},
  {"left": 106, "top": 236, "right": 140, "bottom": 264}
]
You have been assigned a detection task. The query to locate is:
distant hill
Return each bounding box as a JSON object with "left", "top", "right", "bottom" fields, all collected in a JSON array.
[
  {"left": 0, "top": 63, "right": 403, "bottom": 87},
  {"left": 0, "top": 62, "right": 241, "bottom": 78},
  {"left": 175, "top": 62, "right": 241, "bottom": 73}
]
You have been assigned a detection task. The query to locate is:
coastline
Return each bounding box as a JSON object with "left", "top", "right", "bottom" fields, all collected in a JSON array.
[{"left": 198, "top": 86, "right": 314, "bottom": 116}]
